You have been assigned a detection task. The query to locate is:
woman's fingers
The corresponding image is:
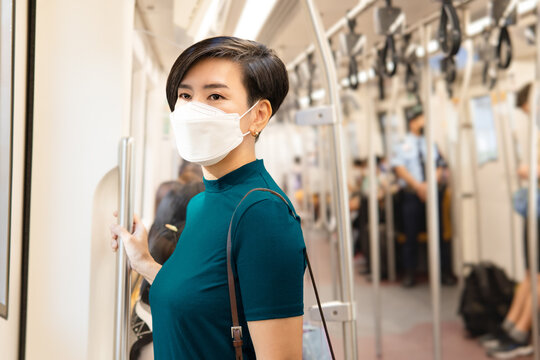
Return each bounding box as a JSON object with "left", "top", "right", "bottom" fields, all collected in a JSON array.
[
  {"left": 132, "top": 214, "right": 147, "bottom": 238},
  {"left": 111, "top": 239, "right": 118, "bottom": 251},
  {"left": 110, "top": 224, "right": 131, "bottom": 239}
]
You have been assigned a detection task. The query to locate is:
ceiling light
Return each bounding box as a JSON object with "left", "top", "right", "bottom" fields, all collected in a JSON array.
[{"left": 234, "top": 0, "right": 278, "bottom": 40}]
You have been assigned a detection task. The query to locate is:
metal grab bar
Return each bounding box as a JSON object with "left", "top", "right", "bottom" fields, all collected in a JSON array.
[
  {"left": 421, "top": 24, "right": 442, "bottom": 360},
  {"left": 114, "top": 137, "right": 135, "bottom": 360},
  {"left": 300, "top": 1, "right": 358, "bottom": 358}
]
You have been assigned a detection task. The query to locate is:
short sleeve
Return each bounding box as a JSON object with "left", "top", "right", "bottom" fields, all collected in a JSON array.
[
  {"left": 390, "top": 142, "right": 405, "bottom": 168},
  {"left": 233, "top": 198, "right": 306, "bottom": 321}
]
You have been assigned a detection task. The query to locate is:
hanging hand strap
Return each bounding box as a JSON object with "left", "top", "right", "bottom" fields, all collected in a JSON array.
[{"left": 227, "top": 188, "right": 335, "bottom": 360}]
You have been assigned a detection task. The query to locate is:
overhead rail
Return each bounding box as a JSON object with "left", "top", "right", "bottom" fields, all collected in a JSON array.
[
  {"left": 287, "top": 0, "right": 480, "bottom": 72},
  {"left": 288, "top": 0, "right": 379, "bottom": 71}
]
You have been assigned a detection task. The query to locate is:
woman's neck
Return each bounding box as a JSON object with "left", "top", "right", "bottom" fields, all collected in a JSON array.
[{"left": 202, "top": 148, "right": 256, "bottom": 180}]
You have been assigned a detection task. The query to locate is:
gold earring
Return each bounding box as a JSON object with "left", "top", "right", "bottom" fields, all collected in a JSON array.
[{"left": 251, "top": 130, "right": 259, "bottom": 138}]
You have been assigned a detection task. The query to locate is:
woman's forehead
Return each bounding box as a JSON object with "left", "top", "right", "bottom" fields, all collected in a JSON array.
[{"left": 181, "top": 58, "right": 244, "bottom": 88}]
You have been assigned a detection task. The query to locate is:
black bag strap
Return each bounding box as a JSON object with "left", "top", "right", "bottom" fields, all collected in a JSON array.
[{"left": 226, "top": 188, "right": 335, "bottom": 360}]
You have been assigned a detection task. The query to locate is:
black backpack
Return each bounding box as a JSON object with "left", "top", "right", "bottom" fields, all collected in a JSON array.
[{"left": 458, "top": 262, "right": 516, "bottom": 337}]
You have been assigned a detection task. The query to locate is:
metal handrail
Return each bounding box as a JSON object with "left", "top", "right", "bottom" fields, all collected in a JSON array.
[
  {"left": 114, "top": 137, "right": 135, "bottom": 360},
  {"left": 300, "top": 0, "right": 358, "bottom": 358},
  {"left": 421, "top": 24, "right": 442, "bottom": 360}
]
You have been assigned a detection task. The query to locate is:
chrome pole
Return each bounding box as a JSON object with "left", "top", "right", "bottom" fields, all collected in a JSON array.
[
  {"left": 421, "top": 24, "right": 442, "bottom": 360},
  {"left": 385, "top": 76, "right": 400, "bottom": 283},
  {"left": 318, "top": 127, "right": 329, "bottom": 230},
  {"left": 453, "top": 14, "right": 474, "bottom": 290},
  {"left": 365, "top": 75, "right": 383, "bottom": 358},
  {"left": 114, "top": 137, "right": 135, "bottom": 360},
  {"left": 300, "top": 0, "right": 358, "bottom": 358}
]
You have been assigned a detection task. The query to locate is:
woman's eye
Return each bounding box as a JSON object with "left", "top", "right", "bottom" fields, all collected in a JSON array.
[
  {"left": 209, "top": 94, "right": 224, "bottom": 101},
  {"left": 179, "top": 93, "right": 191, "bottom": 100}
]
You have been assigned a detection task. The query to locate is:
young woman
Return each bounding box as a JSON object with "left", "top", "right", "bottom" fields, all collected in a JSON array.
[{"left": 110, "top": 36, "right": 306, "bottom": 359}]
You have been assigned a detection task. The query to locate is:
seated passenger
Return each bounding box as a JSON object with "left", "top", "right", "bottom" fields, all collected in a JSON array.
[{"left": 390, "top": 104, "right": 455, "bottom": 287}]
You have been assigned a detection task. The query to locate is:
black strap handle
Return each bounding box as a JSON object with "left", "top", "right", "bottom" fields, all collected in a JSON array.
[
  {"left": 348, "top": 56, "right": 359, "bottom": 90},
  {"left": 405, "top": 63, "right": 418, "bottom": 94},
  {"left": 497, "top": 26, "right": 512, "bottom": 69},
  {"left": 381, "top": 35, "right": 398, "bottom": 77},
  {"left": 227, "top": 188, "right": 335, "bottom": 360},
  {"left": 438, "top": 0, "right": 462, "bottom": 56}
]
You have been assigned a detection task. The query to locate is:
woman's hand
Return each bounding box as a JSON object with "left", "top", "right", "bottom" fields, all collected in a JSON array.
[{"left": 110, "top": 212, "right": 161, "bottom": 284}]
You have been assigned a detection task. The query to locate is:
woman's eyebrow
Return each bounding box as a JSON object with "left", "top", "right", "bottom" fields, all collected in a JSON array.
[
  {"left": 177, "top": 83, "right": 229, "bottom": 90},
  {"left": 203, "top": 83, "right": 229, "bottom": 89}
]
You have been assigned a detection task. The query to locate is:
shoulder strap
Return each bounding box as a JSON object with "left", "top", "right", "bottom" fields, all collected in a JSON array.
[{"left": 226, "top": 188, "right": 335, "bottom": 360}]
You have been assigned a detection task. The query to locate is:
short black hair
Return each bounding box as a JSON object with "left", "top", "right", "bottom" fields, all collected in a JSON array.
[
  {"left": 405, "top": 104, "right": 424, "bottom": 124},
  {"left": 166, "top": 36, "right": 289, "bottom": 118},
  {"left": 516, "top": 83, "right": 532, "bottom": 109}
]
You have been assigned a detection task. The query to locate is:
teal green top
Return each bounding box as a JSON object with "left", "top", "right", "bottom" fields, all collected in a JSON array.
[{"left": 149, "top": 159, "right": 306, "bottom": 359}]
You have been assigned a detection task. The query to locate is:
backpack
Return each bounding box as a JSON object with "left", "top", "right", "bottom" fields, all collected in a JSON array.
[{"left": 458, "top": 262, "right": 516, "bottom": 337}]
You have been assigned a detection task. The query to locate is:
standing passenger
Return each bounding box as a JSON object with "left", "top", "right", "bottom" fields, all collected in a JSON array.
[
  {"left": 391, "top": 105, "right": 455, "bottom": 287},
  {"left": 484, "top": 83, "right": 537, "bottom": 359},
  {"left": 110, "top": 36, "right": 306, "bottom": 359}
]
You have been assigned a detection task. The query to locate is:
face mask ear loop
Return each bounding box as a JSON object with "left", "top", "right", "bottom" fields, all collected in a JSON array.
[
  {"left": 239, "top": 99, "right": 261, "bottom": 120},
  {"left": 239, "top": 99, "right": 261, "bottom": 137}
]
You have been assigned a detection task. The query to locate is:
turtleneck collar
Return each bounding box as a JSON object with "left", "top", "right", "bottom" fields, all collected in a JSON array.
[{"left": 203, "top": 159, "right": 264, "bottom": 192}]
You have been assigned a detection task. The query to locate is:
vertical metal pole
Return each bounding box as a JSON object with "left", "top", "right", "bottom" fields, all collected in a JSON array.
[
  {"left": 317, "top": 127, "right": 329, "bottom": 229},
  {"left": 115, "top": 137, "right": 135, "bottom": 360},
  {"left": 301, "top": 130, "right": 314, "bottom": 226},
  {"left": 420, "top": 24, "right": 442, "bottom": 360},
  {"left": 468, "top": 114, "right": 484, "bottom": 262},
  {"left": 365, "top": 77, "right": 383, "bottom": 358},
  {"left": 385, "top": 77, "right": 400, "bottom": 283},
  {"left": 301, "top": 1, "right": 358, "bottom": 358},
  {"left": 453, "top": 19, "right": 474, "bottom": 289}
]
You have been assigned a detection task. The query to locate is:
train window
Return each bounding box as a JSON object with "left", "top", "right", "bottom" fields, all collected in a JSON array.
[{"left": 470, "top": 95, "right": 499, "bottom": 166}]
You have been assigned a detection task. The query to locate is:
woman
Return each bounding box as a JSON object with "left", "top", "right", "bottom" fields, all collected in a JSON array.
[{"left": 110, "top": 36, "right": 306, "bottom": 359}]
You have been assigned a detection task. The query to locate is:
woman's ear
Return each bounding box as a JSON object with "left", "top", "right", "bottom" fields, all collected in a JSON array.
[{"left": 250, "top": 99, "right": 272, "bottom": 133}]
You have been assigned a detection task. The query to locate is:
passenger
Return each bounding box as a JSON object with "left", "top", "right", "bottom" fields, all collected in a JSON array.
[
  {"left": 391, "top": 104, "right": 456, "bottom": 287},
  {"left": 350, "top": 157, "right": 393, "bottom": 277},
  {"left": 177, "top": 160, "right": 203, "bottom": 184},
  {"left": 153, "top": 181, "right": 181, "bottom": 216},
  {"left": 130, "top": 182, "right": 204, "bottom": 360},
  {"left": 484, "top": 83, "right": 536, "bottom": 358},
  {"left": 110, "top": 36, "right": 306, "bottom": 359}
]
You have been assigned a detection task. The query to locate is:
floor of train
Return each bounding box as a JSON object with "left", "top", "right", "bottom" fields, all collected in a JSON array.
[{"left": 303, "top": 227, "right": 532, "bottom": 360}]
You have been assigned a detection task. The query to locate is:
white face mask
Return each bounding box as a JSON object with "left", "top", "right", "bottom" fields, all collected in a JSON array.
[{"left": 169, "top": 100, "right": 259, "bottom": 166}]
